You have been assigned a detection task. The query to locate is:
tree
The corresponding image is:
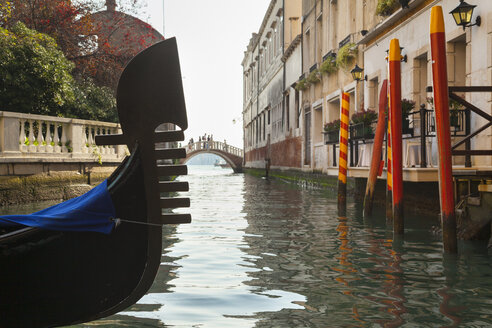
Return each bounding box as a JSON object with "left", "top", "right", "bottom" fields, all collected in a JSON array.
[
  {"left": 3, "top": 0, "right": 161, "bottom": 90},
  {"left": 0, "top": 22, "right": 75, "bottom": 116},
  {"left": 65, "top": 78, "right": 118, "bottom": 122},
  {"left": 0, "top": 22, "right": 118, "bottom": 122}
]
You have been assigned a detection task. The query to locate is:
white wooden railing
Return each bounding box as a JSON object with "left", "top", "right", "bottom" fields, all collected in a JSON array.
[
  {"left": 0, "top": 111, "right": 126, "bottom": 161},
  {"left": 187, "top": 141, "right": 243, "bottom": 158}
]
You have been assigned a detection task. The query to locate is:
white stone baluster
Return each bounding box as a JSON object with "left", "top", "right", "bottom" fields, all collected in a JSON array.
[
  {"left": 82, "top": 125, "right": 89, "bottom": 154},
  {"left": 37, "top": 120, "right": 46, "bottom": 152},
  {"left": 98, "top": 127, "right": 105, "bottom": 154},
  {"left": 54, "top": 124, "right": 61, "bottom": 153},
  {"left": 110, "top": 128, "right": 116, "bottom": 154},
  {"left": 45, "top": 122, "right": 53, "bottom": 153},
  {"left": 60, "top": 123, "right": 68, "bottom": 152},
  {"left": 28, "top": 120, "right": 36, "bottom": 152},
  {"left": 19, "top": 119, "right": 27, "bottom": 152}
]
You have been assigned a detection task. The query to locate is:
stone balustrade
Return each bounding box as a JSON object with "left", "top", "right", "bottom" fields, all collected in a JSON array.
[
  {"left": 187, "top": 141, "right": 243, "bottom": 158},
  {"left": 0, "top": 111, "right": 127, "bottom": 163}
]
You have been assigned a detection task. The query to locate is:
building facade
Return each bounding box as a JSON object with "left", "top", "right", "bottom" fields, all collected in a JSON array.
[{"left": 243, "top": 0, "right": 491, "bottom": 179}]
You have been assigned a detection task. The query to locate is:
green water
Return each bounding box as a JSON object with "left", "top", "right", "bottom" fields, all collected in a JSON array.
[{"left": 5, "top": 166, "right": 491, "bottom": 327}]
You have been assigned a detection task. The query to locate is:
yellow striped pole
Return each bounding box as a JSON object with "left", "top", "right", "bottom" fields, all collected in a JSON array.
[
  {"left": 338, "top": 93, "right": 350, "bottom": 216},
  {"left": 386, "top": 93, "right": 393, "bottom": 221}
]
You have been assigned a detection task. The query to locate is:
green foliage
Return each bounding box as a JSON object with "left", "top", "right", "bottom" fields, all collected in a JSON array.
[
  {"left": 320, "top": 57, "right": 338, "bottom": 74},
  {"left": 65, "top": 79, "right": 118, "bottom": 123},
  {"left": 376, "top": 0, "right": 399, "bottom": 16},
  {"left": 351, "top": 109, "right": 378, "bottom": 125},
  {"left": 307, "top": 69, "right": 321, "bottom": 84},
  {"left": 295, "top": 78, "right": 309, "bottom": 91},
  {"left": 0, "top": 22, "right": 75, "bottom": 116},
  {"left": 324, "top": 119, "right": 341, "bottom": 132},
  {"left": 401, "top": 98, "right": 416, "bottom": 116},
  {"left": 336, "top": 42, "right": 358, "bottom": 70}
]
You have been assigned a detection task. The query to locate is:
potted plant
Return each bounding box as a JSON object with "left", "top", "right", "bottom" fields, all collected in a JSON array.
[
  {"left": 307, "top": 69, "right": 321, "bottom": 84},
  {"left": 376, "top": 0, "right": 398, "bottom": 16},
  {"left": 336, "top": 42, "right": 358, "bottom": 70},
  {"left": 295, "top": 78, "right": 309, "bottom": 91},
  {"left": 401, "top": 98, "right": 415, "bottom": 134},
  {"left": 324, "top": 119, "right": 340, "bottom": 143},
  {"left": 449, "top": 98, "right": 464, "bottom": 128},
  {"left": 320, "top": 56, "right": 338, "bottom": 74},
  {"left": 350, "top": 109, "right": 377, "bottom": 139}
]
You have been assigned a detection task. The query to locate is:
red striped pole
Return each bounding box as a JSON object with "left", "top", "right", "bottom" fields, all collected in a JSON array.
[
  {"left": 389, "top": 39, "right": 404, "bottom": 234},
  {"left": 364, "top": 79, "right": 388, "bottom": 217},
  {"left": 338, "top": 93, "right": 350, "bottom": 216},
  {"left": 430, "top": 6, "right": 457, "bottom": 253},
  {"left": 386, "top": 98, "right": 393, "bottom": 221}
]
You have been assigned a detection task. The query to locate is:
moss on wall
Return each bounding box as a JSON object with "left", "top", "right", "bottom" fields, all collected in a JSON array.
[{"left": 0, "top": 172, "right": 111, "bottom": 207}]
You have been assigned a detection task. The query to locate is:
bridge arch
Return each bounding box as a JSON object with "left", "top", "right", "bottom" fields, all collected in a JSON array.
[{"left": 181, "top": 141, "right": 243, "bottom": 173}]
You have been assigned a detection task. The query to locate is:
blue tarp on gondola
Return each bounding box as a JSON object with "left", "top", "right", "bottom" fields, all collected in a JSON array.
[{"left": 0, "top": 180, "right": 116, "bottom": 234}]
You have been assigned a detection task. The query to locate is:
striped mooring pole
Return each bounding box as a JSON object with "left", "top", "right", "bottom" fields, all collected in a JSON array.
[
  {"left": 389, "top": 39, "right": 404, "bottom": 235},
  {"left": 338, "top": 92, "right": 350, "bottom": 216},
  {"left": 430, "top": 6, "right": 457, "bottom": 253},
  {"left": 386, "top": 103, "right": 393, "bottom": 221}
]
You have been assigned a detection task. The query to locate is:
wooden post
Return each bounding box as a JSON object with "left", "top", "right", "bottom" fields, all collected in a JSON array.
[
  {"left": 338, "top": 93, "right": 350, "bottom": 216},
  {"left": 430, "top": 6, "right": 457, "bottom": 253},
  {"left": 419, "top": 104, "right": 427, "bottom": 168},
  {"left": 389, "top": 39, "right": 404, "bottom": 234},
  {"left": 364, "top": 79, "right": 388, "bottom": 217},
  {"left": 386, "top": 109, "right": 393, "bottom": 221}
]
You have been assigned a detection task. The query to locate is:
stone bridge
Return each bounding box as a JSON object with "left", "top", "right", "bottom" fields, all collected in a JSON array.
[{"left": 183, "top": 141, "right": 243, "bottom": 173}]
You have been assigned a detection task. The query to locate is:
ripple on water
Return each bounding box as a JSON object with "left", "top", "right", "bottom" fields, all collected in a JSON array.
[{"left": 57, "top": 166, "right": 492, "bottom": 327}]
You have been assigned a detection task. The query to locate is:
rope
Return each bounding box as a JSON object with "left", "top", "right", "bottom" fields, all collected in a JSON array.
[{"left": 111, "top": 217, "right": 163, "bottom": 227}]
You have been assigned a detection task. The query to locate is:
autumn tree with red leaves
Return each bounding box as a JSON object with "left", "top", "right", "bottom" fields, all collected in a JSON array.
[{"left": 2, "top": 0, "right": 162, "bottom": 90}]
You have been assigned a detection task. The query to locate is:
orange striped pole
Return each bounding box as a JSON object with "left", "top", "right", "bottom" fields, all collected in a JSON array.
[
  {"left": 364, "top": 79, "right": 388, "bottom": 217},
  {"left": 386, "top": 94, "right": 393, "bottom": 221},
  {"left": 430, "top": 6, "right": 457, "bottom": 253},
  {"left": 389, "top": 39, "right": 404, "bottom": 234},
  {"left": 338, "top": 93, "right": 350, "bottom": 216}
]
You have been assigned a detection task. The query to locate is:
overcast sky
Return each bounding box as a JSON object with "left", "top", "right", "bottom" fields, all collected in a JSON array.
[{"left": 142, "top": 0, "right": 270, "bottom": 147}]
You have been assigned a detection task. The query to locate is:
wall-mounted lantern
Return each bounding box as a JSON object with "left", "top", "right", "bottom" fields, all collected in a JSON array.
[
  {"left": 351, "top": 64, "right": 366, "bottom": 82},
  {"left": 399, "top": 0, "right": 410, "bottom": 9},
  {"left": 450, "top": 0, "right": 481, "bottom": 30}
]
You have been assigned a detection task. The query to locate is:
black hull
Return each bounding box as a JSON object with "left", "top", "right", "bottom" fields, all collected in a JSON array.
[
  {"left": 0, "top": 149, "right": 160, "bottom": 328},
  {"left": 0, "top": 37, "right": 190, "bottom": 327}
]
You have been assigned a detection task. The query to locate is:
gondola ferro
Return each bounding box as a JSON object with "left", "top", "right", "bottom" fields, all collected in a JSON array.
[{"left": 0, "top": 38, "right": 190, "bottom": 327}]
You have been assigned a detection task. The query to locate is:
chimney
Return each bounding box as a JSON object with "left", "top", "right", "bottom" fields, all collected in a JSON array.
[{"left": 106, "top": 0, "right": 116, "bottom": 12}]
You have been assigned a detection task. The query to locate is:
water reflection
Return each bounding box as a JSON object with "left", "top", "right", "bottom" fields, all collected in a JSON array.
[{"left": 6, "top": 166, "right": 487, "bottom": 327}]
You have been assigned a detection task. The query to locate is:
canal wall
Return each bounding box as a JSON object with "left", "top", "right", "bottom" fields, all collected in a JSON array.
[
  {"left": 0, "top": 168, "right": 114, "bottom": 207},
  {"left": 244, "top": 167, "right": 441, "bottom": 217}
]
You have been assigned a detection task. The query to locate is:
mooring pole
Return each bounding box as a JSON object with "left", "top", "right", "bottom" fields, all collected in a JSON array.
[
  {"left": 338, "top": 93, "right": 350, "bottom": 216},
  {"left": 430, "top": 6, "right": 457, "bottom": 253},
  {"left": 364, "top": 80, "right": 388, "bottom": 217},
  {"left": 389, "top": 39, "right": 404, "bottom": 235},
  {"left": 386, "top": 109, "right": 393, "bottom": 221}
]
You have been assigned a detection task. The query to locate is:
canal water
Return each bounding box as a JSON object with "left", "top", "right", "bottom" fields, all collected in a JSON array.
[{"left": 2, "top": 165, "right": 491, "bottom": 327}]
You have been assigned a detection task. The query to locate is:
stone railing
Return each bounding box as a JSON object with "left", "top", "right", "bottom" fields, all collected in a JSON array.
[
  {"left": 0, "top": 111, "right": 126, "bottom": 161},
  {"left": 187, "top": 141, "right": 243, "bottom": 158}
]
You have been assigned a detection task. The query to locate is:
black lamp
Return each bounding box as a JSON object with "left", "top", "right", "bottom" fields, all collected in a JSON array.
[
  {"left": 399, "top": 0, "right": 410, "bottom": 9},
  {"left": 450, "top": 0, "right": 481, "bottom": 30},
  {"left": 351, "top": 64, "right": 366, "bottom": 82}
]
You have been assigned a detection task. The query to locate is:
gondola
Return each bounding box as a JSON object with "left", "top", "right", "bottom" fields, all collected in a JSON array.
[{"left": 0, "top": 38, "right": 190, "bottom": 328}]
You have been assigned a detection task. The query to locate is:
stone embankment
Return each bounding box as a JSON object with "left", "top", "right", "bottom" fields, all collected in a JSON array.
[{"left": 0, "top": 167, "right": 115, "bottom": 207}]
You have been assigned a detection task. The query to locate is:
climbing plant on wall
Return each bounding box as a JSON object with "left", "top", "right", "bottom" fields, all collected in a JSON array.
[
  {"left": 336, "top": 42, "right": 358, "bottom": 70},
  {"left": 376, "top": 0, "right": 399, "bottom": 16}
]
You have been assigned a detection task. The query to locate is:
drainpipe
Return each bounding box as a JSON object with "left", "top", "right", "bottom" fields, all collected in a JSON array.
[{"left": 282, "top": 0, "right": 286, "bottom": 134}]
